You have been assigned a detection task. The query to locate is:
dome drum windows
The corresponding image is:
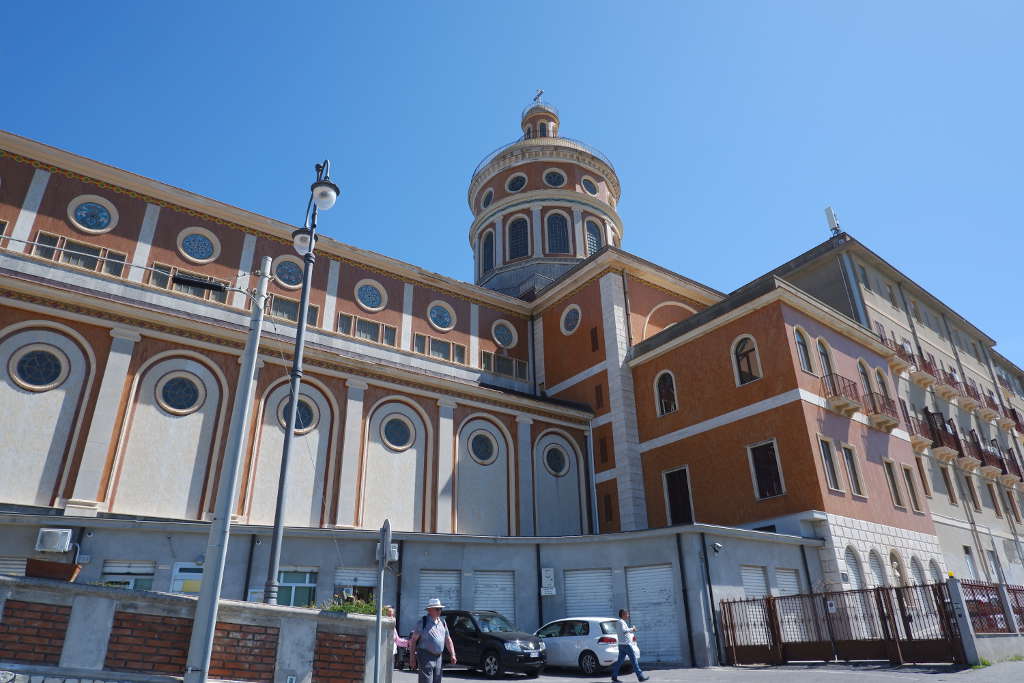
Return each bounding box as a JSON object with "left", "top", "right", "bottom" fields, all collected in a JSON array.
[
  {"left": 581, "top": 177, "right": 599, "bottom": 196},
  {"left": 381, "top": 414, "right": 415, "bottom": 452},
  {"left": 480, "top": 231, "right": 495, "bottom": 275},
  {"left": 272, "top": 255, "right": 305, "bottom": 289},
  {"left": 545, "top": 212, "right": 571, "bottom": 254},
  {"left": 480, "top": 189, "right": 494, "bottom": 209},
  {"left": 585, "top": 220, "right": 603, "bottom": 256},
  {"left": 67, "top": 195, "right": 119, "bottom": 234},
  {"left": 655, "top": 371, "right": 677, "bottom": 416},
  {"left": 155, "top": 371, "right": 206, "bottom": 416},
  {"left": 506, "top": 174, "right": 527, "bottom": 193},
  {"left": 560, "top": 304, "right": 581, "bottom": 336},
  {"left": 354, "top": 279, "right": 387, "bottom": 312},
  {"left": 177, "top": 227, "right": 221, "bottom": 264},
  {"left": 543, "top": 169, "right": 566, "bottom": 188},
  {"left": 9, "top": 344, "right": 69, "bottom": 392},
  {"left": 507, "top": 217, "right": 530, "bottom": 260},
  {"left": 732, "top": 336, "right": 762, "bottom": 386}
]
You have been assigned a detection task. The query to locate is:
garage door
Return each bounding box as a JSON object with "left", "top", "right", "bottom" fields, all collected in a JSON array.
[
  {"left": 420, "top": 569, "right": 461, "bottom": 610},
  {"left": 625, "top": 564, "right": 682, "bottom": 663},
  {"left": 776, "top": 568, "right": 801, "bottom": 596},
  {"left": 741, "top": 565, "right": 768, "bottom": 597},
  {"left": 474, "top": 570, "right": 516, "bottom": 625},
  {"left": 564, "top": 568, "right": 613, "bottom": 617},
  {"left": 0, "top": 557, "right": 25, "bottom": 576}
]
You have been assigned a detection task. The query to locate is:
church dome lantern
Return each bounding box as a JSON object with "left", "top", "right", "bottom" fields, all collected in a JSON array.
[{"left": 467, "top": 93, "right": 623, "bottom": 300}]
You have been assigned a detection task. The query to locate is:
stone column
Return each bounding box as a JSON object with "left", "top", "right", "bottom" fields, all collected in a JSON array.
[
  {"left": 494, "top": 215, "right": 505, "bottom": 267},
  {"left": 516, "top": 416, "right": 535, "bottom": 536},
  {"left": 436, "top": 399, "right": 457, "bottom": 533},
  {"left": 336, "top": 378, "right": 368, "bottom": 527},
  {"left": 469, "top": 304, "right": 480, "bottom": 369},
  {"left": 9, "top": 168, "right": 49, "bottom": 245},
  {"left": 603, "top": 218, "right": 615, "bottom": 248},
  {"left": 572, "top": 208, "right": 585, "bottom": 257},
  {"left": 401, "top": 283, "right": 414, "bottom": 351},
  {"left": 66, "top": 327, "right": 141, "bottom": 516},
  {"left": 230, "top": 234, "right": 257, "bottom": 308},
  {"left": 127, "top": 204, "right": 161, "bottom": 283},
  {"left": 322, "top": 259, "right": 341, "bottom": 331},
  {"left": 531, "top": 205, "right": 543, "bottom": 257}
]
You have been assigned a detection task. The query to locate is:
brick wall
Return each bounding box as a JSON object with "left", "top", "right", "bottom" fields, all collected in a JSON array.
[
  {"left": 209, "top": 621, "right": 279, "bottom": 681},
  {"left": 313, "top": 631, "right": 367, "bottom": 683},
  {"left": 0, "top": 599, "right": 71, "bottom": 665},
  {"left": 104, "top": 611, "right": 190, "bottom": 674}
]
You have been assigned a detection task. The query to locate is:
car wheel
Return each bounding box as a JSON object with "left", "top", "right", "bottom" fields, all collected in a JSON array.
[
  {"left": 579, "top": 651, "right": 600, "bottom": 675},
  {"left": 482, "top": 651, "right": 503, "bottom": 679}
]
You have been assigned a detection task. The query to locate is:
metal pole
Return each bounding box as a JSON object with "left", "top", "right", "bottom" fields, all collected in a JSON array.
[
  {"left": 184, "top": 256, "right": 272, "bottom": 683},
  {"left": 373, "top": 519, "right": 392, "bottom": 683},
  {"left": 264, "top": 204, "right": 319, "bottom": 605}
]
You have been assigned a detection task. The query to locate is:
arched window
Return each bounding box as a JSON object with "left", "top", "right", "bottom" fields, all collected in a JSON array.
[
  {"left": 844, "top": 547, "right": 866, "bottom": 589},
  {"left": 817, "top": 340, "right": 834, "bottom": 377},
  {"left": 868, "top": 550, "right": 887, "bottom": 587},
  {"left": 546, "top": 213, "right": 570, "bottom": 254},
  {"left": 655, "top": 372, "right": 677, "bottom": 416},
  {"left": 858, "top": 362, "right": 873, "bottom": 396},
  {"left": 733, "top": 336, "right": 762, "bottom": 385},
  {"left": 585, "top": 220, "right": 603, "bottom": 256},
  {"left": 524, "top": 126, "right": 532, "bottom": 139},
  {"left": 795, "top": 329, "right": 813, "bottom": 373},
  {"left": 910, "top": 557, "right": 926, "bottom": 585},
  {"left": 928, "top": 559, "right": 944, "bottom": 583},
  {"left": 876, "top": 369, "right": 891, "bottom": 400},
  {"left": 508, "top": 217, "right": 529, "bottom": 260},
  {"left": 539, "top": 122, "right": 548, "bottom": 137},
  {"left": 481, "top": 232, "right": 494, "bottom": 274}
]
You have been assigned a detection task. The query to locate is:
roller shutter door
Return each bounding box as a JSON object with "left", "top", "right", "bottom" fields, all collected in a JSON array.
[
  {"left": 776, "top": 568, "right": 801, "bottom": 596},
  {"left": 474, "top": 571, "right": 516, "bottom": 625},
  {"left": 564, "top": 568, "right": 613, "bottom": 617},
  {"left": 844, "top": 548, "right": 866, "bottom": 589},
  {"left": 741, "top": 565, "right": 769, "bottom": 598},
  {"left": 0, "top": 557, "right": 26, "bottom": 576},
  {"left": 869, "top": 553, "right": 887, "bottom": 587},
  {"left": 625, "top": 565, "right": 682, "bottom": 663},
  {"left": 420, "top": 569, "right": 461, "bottom": 610},
  {"left": 335, "top": 567, "right": 377, "bottom": 588}
]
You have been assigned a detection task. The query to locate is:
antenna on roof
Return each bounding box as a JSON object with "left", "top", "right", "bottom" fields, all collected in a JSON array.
[{"left": 825, "top": 206, "right": 841, "bottom": 237}]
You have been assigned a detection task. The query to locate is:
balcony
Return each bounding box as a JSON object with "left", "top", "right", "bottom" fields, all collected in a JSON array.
[
  {"left": 959, "top": 439, "right": 983, "bottom": 471},
  {"left": 1000, "top": 450, "right": 1023, "bottom": 486},
  {"left": 866, "top": 392, "right": 900, "bottom": 432},
  {"left": 977, "top": 443, "right": 1004, "bottom": 479},
  {"left": 1009, "top": 408, "right": 1024, "bottom": 434},
  {"left": 995, "top": 410, "right": 1015, "bottom": 431},
  {"left": 821, "top": 373, "right": 863, "bottom": 417},
  {"left": 924, "top": 410, "right": 960, "bottom": 463},
  {"left": 909, "top": 355, "right": 939, "bottom": 388},
  {"left": 934, "top": 370, "right": 963, "bottom": 401},
  {"left": 879, "top": 334, "right": 914, "bottom": 374},
  {"left": 905, "top": 415, "right": 933, "bottom": 453},
  {"left": 959, "top": 383, "right": 982, "bottom": 413},
  {"left": 978, "top": 395, "right": 1001, "bottom": 422}
]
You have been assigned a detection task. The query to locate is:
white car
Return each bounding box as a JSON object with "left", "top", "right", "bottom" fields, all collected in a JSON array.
[{"left": 534, "top": 617, "right": 640, "bottom": 674}]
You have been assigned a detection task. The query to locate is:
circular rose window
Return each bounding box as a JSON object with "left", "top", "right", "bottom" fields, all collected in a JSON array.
[{"left": 381, "top": 415, "right": 414, "bottom": 451}]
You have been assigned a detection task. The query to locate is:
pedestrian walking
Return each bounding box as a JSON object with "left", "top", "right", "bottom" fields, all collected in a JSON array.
[
  {"left": 611, "top": 609, "right": 649, "bottom": 682},
  {"left": 408, "top": 598, "right": 457, "bottom": 683}
]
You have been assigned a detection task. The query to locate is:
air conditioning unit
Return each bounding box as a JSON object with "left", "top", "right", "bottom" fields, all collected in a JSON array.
[{"left": 35, "top": 528, "right": 73, "bottom": 553}]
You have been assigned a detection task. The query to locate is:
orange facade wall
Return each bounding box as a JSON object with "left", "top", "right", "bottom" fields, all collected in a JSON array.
[
  {"left": 539, "top": 278, "right": 604, "bottom": 388},
  {"left": 624, "top": 275, "right": 705, "bottom": 344},
  {"left": 596, "top": 478, "right": 620, "bottom": 532}
]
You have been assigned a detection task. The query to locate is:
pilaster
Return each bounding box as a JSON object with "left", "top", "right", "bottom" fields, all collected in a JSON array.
[
  {"left": 230, "top": 234, "right": 257, "bottom": 308},
  {"left": 65, "top": 327, "right": 141, "bottom": 516},
  {"left": 531, "top": 205, "right": 543, "bottom": 257},
  {"left": 401, "top": 283, "right": 414, "bottom": 351},
  {"left": 127, "top": 204, "right": 160, "bottom": 283},
  {"left": 494, "top": 215, "right": 505, "bottom": 268},
  {"left": 469, "top": 304, "right": 480, "bottom": 369},
  {"left": 336, "top": 378, "right": 368, "bottom": 527},
  {"left": 516, "top": 415, "right": 535, "bottom": 536},
  {"left": 436, "top": 399, "right": 457, "bottom": 533},
  {"left": 10, "top": 168, "right": 49, "bottom": 245},
  {"left": 572, "top": 207, "right": 585, "bottom": 257},
  {"left": 322, "top": 259, "right": 340, "bottom": 331}
]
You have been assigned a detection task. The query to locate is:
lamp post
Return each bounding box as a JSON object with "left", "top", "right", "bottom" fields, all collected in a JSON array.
[
  {"left": 264, "top": 161, "right": 340, "bottom": 604},
  {"left": 183, "top": 255, "right": 272, "bottom": 683}
]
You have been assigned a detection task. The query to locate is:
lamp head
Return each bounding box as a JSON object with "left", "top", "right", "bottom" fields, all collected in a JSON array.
[
  {"left": 311, "top": 178, "right": 340, "bottom": 211},
  {"left": 292, "top": 228, "right": 316, "bottom": 256}
]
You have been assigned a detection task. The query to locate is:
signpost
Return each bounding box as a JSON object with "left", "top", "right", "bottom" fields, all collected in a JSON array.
[{"left": 373, "top": 520, "right": 397, "bottom": 683}]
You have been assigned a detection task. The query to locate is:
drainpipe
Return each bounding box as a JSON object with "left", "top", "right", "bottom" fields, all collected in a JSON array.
[
  {"left": 799, "top": 545, "right": 814, "bottom": 592},
  {"left": 585, "top": 425, "right": 598, "bottom": 534},
  {"left": 619, "top": 271, "right": 633, "bottom": 348},
  {"left": 837, "top": 253, "right": 869, "bottom": 328},
  {"left": 242, "top": 534, "right": 256, "bottom": 600},
  {"left": 675, "top": 534, "right": 697, "bottom": 667},
  {"left": 699, "top": 533, "right": 722, "bottom": 665},
  {"left": 954, "top": 474, "right": 992, "bottom": 581},
  {"left": 535, "top": 543, "right": 544, "bottom": 628},
  {"left": 396, "top": 539, "right": 404, "bottom": 632}
]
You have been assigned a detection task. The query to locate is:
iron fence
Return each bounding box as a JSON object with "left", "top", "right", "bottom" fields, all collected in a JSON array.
[
  {"left": 960, "top": 580, "right": 1011, "bottom": 634},
  {"left": 1005, "top": 584, "right": 1024, "bottom": 632}
]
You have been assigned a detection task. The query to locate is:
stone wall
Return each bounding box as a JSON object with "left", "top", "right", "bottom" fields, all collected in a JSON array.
[{"left": 0, "top": 576, "right": 387, "bottom": 683}]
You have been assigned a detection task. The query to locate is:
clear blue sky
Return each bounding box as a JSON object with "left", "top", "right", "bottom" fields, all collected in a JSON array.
[{"left": 3, "top": 2, "right": 1022, "bottom": 361}]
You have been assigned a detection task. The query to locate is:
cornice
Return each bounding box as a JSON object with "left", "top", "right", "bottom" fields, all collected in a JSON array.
[{"left": 0, "top": 131, "right": 530, "bottom": 316}]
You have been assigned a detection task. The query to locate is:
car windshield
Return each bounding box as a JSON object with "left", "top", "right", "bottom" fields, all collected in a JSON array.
[
  {"left": 600, "top": 621, "right": 619, "bottom": 635},
  {"left": 475, "top": 613, "right": 515, "bottom": 633}
]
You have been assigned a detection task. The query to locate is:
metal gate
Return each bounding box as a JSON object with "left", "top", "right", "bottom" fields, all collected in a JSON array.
[
  {"left": 721, "top": 582, "right": 964, "bottom": 666},
  {"left": 564, "top": 568, "right": 613, "bottom": 616},
  {"left": 626, "top": 564, "right": 683, "bottom": 662},
  {"left": 420, "top": 569, "right": 461, "bottom": 610},
  {"left": 474, "top": 570, "right": 516, "bottom": 624}
]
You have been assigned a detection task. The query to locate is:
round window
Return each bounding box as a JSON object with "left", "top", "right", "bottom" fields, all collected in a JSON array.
[
  {"left": 581, "top": 177, "right": 598, "bottom": 195},
  {"left": 381, "top": 415, "right": 414, "bottom": 451},
  {"left": 544, "top": 170, "right": 566, "bottom": 188},
  {"left": 428, "top": 302, "right": 455, "bottom": 331},
  {"left": 10, "top": 346, "right": 68, "bottom": 391},
  {"left": 560, "top": 305, "right": 581, "bottom": 335},
  {"left": 492, "top": 321, "right": 517, "bottom": 349},
  {"left": 356, "top": 281, "right": 385, "bottom": 311},
  {"left": 181, "top": 232, "right": 215, "bottom": 261},
  {"left": 279, "top": 396, "right": 319, "bottom": 434},
  {"left": 481, "top": 189, "right": 493, "bottom": 209},
  {"left": 73, "top": 202, "right": 112, "bottom": 231},
  {"left": 544, "top": 446, "right": 569, "bottom": 477},
  {"left": 469, "top": 431, "right": 497, "bottom": 465},
  {"left": 157, "top": 373, "right": 204, "bottom": 415},
  {"left": 275, "top": 259, "right": 304, "bottom": 287},
  {"left": 506, "top": 174, "right": 527, "bottom": 192}
]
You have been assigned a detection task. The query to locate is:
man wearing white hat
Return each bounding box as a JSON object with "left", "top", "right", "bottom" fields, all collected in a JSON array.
[{"left": 408, "top": 598, "right": 457, "bottom": 683}]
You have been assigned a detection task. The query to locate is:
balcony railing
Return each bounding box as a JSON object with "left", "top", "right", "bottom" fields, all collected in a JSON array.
[
  {"left": 983, "top": 394, "right": 1001, "bottom": 413},
  {"left": 472, "top": 135, "right": 615, "bottom": 178},
  {"left": 821, "top": 373, "right": 862, "bottom": 415},
  {"left": 915, "top": 355, "right": 940, "bottom": 377},
  {"left": 977, "top": 443, "right": 1004, "bottom": 472},
  {"left": 1010, "top": 408, "right": 1024, "bottom": 433},
  {"left": 924, "top": 410, "right": 961, "bottom": 452},
  {"left": 1004, "top": 450, "right": 1024, "bottom": 480},
  {"left": 879, "top": 333, "right": 915, "bottom": 367},
  {"left": 866, "top": 392, "right": 900, "bottom": 430},
  {"left": 963, "top": 383, "right": 983, "bottom": 402}
]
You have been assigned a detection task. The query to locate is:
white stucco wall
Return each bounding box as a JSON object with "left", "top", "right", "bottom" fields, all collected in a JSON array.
[
  {"left": 533, "top": 431, "right": 583, "bottom": 536},
  {"left": 455, "top": 417, "right": 510, "bottom": 536},
  {"left": 362, "top": 401, "right": 427, "bottom": 531}
]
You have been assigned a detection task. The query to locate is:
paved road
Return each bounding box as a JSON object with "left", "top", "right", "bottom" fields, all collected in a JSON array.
[{"left": 394, "top": 661, "right": 1024, "bottom": 683}]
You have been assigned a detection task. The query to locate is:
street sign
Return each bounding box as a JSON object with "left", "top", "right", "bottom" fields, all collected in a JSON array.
[
  {"left": 825, "top": 599, "right": 837, "bottom": 614},
  {"left": 376, "top": 542, "right": 399, "bottom": 563}
]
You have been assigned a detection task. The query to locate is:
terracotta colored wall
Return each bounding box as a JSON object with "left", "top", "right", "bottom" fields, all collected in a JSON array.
[
  {"left": 592, "top": 423, "right": 615, "bottom": 473},
  {"left": 474, "top": 161, "right": 614, "bottom": 214},
  {"left": 539, "top": 278, "right": 604, "bottom": 388},
  {"left": 596, "top": 478, "right": 620, "bottom": 532},
  {"left": 625, "top": 275, "right": 705, "bottom": 343},
  {"left": 0, "top": 155, "right": 36, "bottom": 239}
]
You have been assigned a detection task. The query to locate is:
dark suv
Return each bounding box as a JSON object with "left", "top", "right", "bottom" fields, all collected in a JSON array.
[{"left": 442, "top": 610, "right": 545, "bottom": 678}]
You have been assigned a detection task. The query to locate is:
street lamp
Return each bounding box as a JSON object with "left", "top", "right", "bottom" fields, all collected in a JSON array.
[{"left": 264, "top": 161, "right": 340, "bottom": 605}]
